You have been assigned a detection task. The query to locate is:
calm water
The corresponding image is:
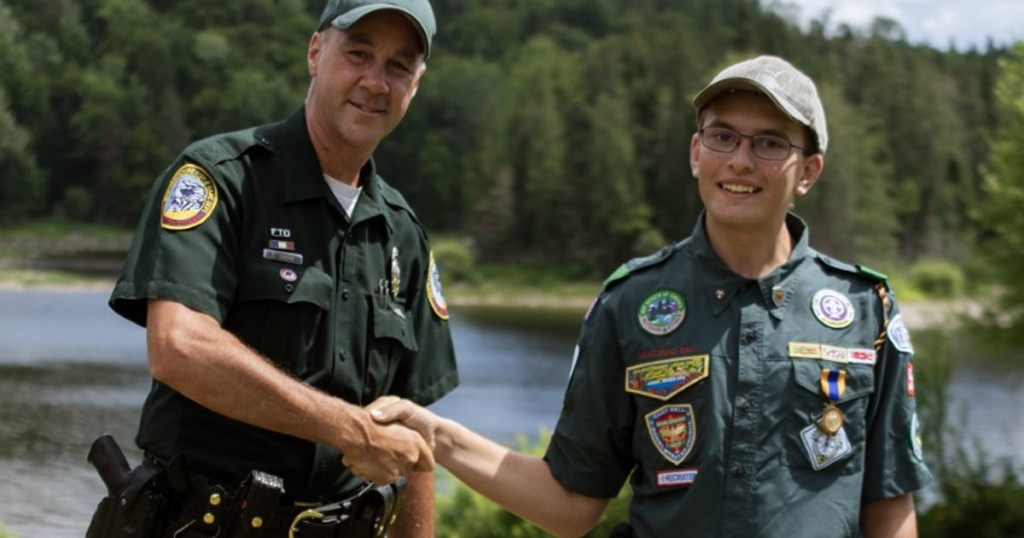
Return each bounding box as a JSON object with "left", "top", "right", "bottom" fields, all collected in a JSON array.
[{"left": 0, "top": 290, "right": 1021, "bottom": 537}]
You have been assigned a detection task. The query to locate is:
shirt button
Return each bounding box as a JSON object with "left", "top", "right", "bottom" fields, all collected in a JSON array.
[
  {"left": 342, "top": 290, "right": 351, "bottom": 301},
  {"left": 283, "top": 283, "right": 295, "bottom": 293},
  {"left": 733, "top": 467, "right": 746, "bottom": 477}
]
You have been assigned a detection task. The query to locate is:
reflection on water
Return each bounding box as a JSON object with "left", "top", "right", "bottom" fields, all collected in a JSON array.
[{"left": 0, "top": 291, "right": 1021, "bottom": 536}]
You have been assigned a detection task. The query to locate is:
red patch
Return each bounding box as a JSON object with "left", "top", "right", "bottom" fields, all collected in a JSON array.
[{"left": 906, "top": 363, "right": 916, "bottom": 397}]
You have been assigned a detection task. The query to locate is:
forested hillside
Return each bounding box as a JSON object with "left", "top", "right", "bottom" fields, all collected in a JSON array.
[{"left": 0, "top": 0, "right": 1012, "bottom": 276}]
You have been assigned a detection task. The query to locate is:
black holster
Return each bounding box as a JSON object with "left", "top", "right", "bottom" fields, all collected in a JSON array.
[{"left": 85, "top": 434, "right": 176, "bottom": 537}]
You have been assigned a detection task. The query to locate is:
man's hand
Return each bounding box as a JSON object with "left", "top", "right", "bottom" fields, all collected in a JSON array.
[
  {"left": 340, "top": 411, "right": 434, "bottom": 484},
  {"left": 368, "top": 396, "right": 440, "bottom": 451}
]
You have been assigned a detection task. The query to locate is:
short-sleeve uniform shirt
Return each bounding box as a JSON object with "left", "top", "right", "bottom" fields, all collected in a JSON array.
[
  {"left": 545, "top": 213, "right": 931, "bottom": 537},
  {"left": 110, "top": 108, "right": 459, "bottom": 500}
]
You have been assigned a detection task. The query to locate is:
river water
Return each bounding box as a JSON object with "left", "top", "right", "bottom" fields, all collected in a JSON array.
[{"left": 0, "top": 290, "right": 1021, "bottom": 537}]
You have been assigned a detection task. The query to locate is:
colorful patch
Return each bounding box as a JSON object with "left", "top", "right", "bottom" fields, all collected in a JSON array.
[
  {"left": 656, "top": 468, "right": 698, "bottom": 488},
  {"left": 269, "top": 240, "right": 295, "bottom": 251},
  {"left": 811, "top": 289, "right": 855, "bottom": 329},
  {"left": 887, "top": 314, "right": 914, "bottom": 353},
  {"left": 638, "top": 290, "right": 686, "bottom": 336},
  {"left": 772, "top": 286, "right": 786, "bottom": 307},
  {"left": 910, "top": 413, "right": 923, "bottom": 461},
  {"left": 645, "top": 404, "right": 696, "bottom": 465},
  {"left": 821, "top": 345, "right": 850, "bottom": 363},
  {"left": 626, "top": 355, "right": 709, "bottom": 400},
  {"left": 279, "top": 268, "right": 298, "bottom": 282},
  {"left": 906, "top": 363, "right": 916, "bottom": 396},
  {"left": 848, "top": 348, "right": 877, "bottom": 365},
  {"left": 789, "top": 342, "right": 822, "bottom": 359},
  {"left": 160, "top": 164, "right": 218, "bottom": 230},
  {"left": 800, "top": 422, "right": 853, "bottom": 470},
  {"left": 426, "top": 251, "right": 448, "bottom": 320}
]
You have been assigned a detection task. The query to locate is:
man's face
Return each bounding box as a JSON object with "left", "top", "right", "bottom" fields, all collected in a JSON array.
[
  {"left": 689, "top": 90, "right": 823, "bottom": 233},
  {"left": 306, "top": 10, "right": 425, "bottom": 151}
]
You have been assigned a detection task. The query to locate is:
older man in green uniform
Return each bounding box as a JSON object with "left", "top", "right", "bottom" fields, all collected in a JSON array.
[
  {"left": 88, "top": 1, "right": 458, "bottom": 536},
  {"left": 370, "top": 55, "right": 932, "bottom": 537}
]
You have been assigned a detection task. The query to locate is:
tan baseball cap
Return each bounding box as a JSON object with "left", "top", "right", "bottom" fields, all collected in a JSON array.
[
  {"left": 692, "top": 55, "right": 828, "bottom": 154},
  {"left": 318, "top": 0, "right": 436, "bottom": 59}
]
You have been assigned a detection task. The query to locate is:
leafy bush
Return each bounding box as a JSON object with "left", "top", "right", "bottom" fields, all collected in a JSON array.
[
  {"left": 908, "top": 260, "right": 965, "bottom": 297},
  {"left": 431, "top": 236, "right": 478, "bottom": 284},
  {"left": 919, "top": 464, "right": 1024, "bottom": 537}
]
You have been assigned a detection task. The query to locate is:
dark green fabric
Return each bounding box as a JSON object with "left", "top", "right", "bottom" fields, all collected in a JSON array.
[
  {"left": 546, "top": 213, "right": 931, "bottom": 537},
  {"left": 110, "top": 107, "right": 458, "bottom": 500}
]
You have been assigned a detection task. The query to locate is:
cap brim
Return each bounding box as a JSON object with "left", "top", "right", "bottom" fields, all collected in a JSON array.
[{"left": 692, "top": 78, "right": 810, "bottom": 127}]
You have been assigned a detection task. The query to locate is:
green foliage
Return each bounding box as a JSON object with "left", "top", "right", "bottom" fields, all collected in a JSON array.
[
  {"left": 907, "top": 260, "right": 966, "bottom": 298},
  {"left": 436, "top": 433, "right": 633, "bottom": 537},
  {"left": 0, "top": 521, "right": 16, "bottom": 538},
  {"left": 431, "top": 236, "right": 477, "bottom": 284},
  {"left": 919, "top": 464, "right": 1024, "bottom": 538}
]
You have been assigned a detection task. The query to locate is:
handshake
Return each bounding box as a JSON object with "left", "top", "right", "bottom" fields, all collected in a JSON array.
[{"left": 340, "top": 396, "right": 445, "bottom": 484}]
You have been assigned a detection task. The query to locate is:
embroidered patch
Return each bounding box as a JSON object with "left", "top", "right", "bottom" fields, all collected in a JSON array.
[
  {"left": 789, "top": 342, "right": 822, "bottom": 359},
  {"left": 583, "top": 295, "right": 600, "bottom": 323},
  {"left": 626, "top": 355, "right": 709, "bottom": 400},
  {"left": 848, "top": 348, "right": 877, "bottom": 365},
  {"left": 638, "top": 290, "right": 686, "bottom": 336},
  {"left": 426, "top": 251, "right": 448, "bottom": 320},
  {"left": 161, "top": 164, "right": 218, "bottom": 230},
  {"left": 906, "top": 363, "right": 916, "bottom": 396},
  {"left": 821, "top": 345, "right": 850, "bottom": 363},
  {"left": 811, "top": 289, "right": 855, "bottom": 329},
  {"left": 800, "top": 422, "right": 853, "bottom": 470},
  {"left": 645, "top": 404, "right": 696, "bottom": 465},
  {"left": 279, "top": 268, "right": 298, "bottom": 282},
  {"left": 269, "top": 240, "right": 295, "bottom": 251},
  {"left": 656, "top": 468, "right": 698, "bottom": 488},
  {"left": 263, "top": 249, "right": 304, "bottom": 265},
  {"left": 887, "top": 314, "right": 914, "bottom": 353}
]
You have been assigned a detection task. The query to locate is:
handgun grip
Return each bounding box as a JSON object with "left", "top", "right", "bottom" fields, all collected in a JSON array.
[{"left": 87, "top": 434, "right": 132, "bottom": 496}]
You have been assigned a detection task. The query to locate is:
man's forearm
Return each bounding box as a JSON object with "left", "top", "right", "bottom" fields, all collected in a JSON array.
[{"left": 388, "top": 471, "right": 435, "bottom": 538}]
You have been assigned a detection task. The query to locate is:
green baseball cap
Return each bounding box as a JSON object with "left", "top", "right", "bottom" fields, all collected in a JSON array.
[
  {"left": 318, "top": 0, "right": 436, "bottom": 59},
  {"left": 692, "top": 55, "right": 828, "bottom": 154}
]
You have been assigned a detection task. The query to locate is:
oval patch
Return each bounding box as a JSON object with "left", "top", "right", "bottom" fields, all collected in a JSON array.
[
  {"left": 887, "top": 314, "right": 914, "bottom": 353},
  {"left": 161, "top": 164, "right": 218, "bottom": 230},
  {"left": 426, "top": 251, "right": 448, "bottom": 320},
  {"left": 638, "top": 290, "right": 686, "bottom": 336},
  {"left": 811, "top": 289, "right": 855, "bottom": 329}
]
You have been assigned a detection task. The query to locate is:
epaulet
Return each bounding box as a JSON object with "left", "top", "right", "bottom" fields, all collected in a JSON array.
[
  {"left": 817, "top": 253, "right": 889, "bottom": 282},
  {"left": 602, "top": 245, "right": 674, "bottom": 288},
  {"left": 187, "top": 126, "right": 268, "bottom": 165}
]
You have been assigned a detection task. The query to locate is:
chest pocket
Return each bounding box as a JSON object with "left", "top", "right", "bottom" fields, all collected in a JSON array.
[
  {"left": 785, "top": 359, "right": 875, "bottom": 473},
  {"left": 230, "top": 263, "right": 333, "bottom": 378}
]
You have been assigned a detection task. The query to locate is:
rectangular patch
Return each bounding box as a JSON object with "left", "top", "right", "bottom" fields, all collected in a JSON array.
[
  {"left": 789, "top": 342, "right": 822, "bottom": 359},
  {"left": 820, "top": 345, "right": 850, "bottom": 363},
  {"left": 269, "top": 240, "right": 295, "bottom": 251},
  {"left": 906, "top": 363, "right": 916, "bottom": 396},
  {"left": 656, "top": 468, "right": 698, "bottom": 488},
  {"left": 848, "top": 348, "right": 877, "bottom": 365},
  {"left": 262, "top": 248, "right": 304, "bottom": 265}
]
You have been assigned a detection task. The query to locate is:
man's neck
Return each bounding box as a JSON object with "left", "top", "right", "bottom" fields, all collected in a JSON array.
[
  {"left": 306, "top": 111, "right": 373, "bottom": 187},
  {"left": 706, "top": 218, "right": 794, "bottom": 280}
]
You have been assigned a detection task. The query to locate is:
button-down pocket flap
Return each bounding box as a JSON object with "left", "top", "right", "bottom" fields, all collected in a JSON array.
[
  {"left": 792, "top": 360, "right": 874, "bottom": 402},
  {"left": 371, "top": 304, "right": 418, "bottom": 353},
  {"left": 237, "top": 264, "right": 332, "bottom": 309}
]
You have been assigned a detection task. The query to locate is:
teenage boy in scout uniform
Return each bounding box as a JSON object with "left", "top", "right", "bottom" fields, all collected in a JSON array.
[
  {"left": 89, "top": 1, "right": 458, "bottom": 536},
  {"left": 371, "top": 55, "right": 932, "bottom": 537}
]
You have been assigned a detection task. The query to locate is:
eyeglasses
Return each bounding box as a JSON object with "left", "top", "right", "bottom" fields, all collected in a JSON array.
[{"left": 698, "top": 126, "right": 804, "bottom": 161}]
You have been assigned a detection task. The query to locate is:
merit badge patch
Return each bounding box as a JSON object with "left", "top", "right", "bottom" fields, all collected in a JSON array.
[
  {"left": 887, "top": 314, "right": 914, "bottom": 354},
  {"left": 645, "top": 404, "right": 696, "bottom": 465},
  {"left": 910, "top": 412, "right": 924, "bottom": 461},
  {"left": 426, "top": 250, "right": 448, "bottom": 320},
  {"left": 656, "top": 468, "right": 698, "bottom": 488},
  {"left": 626, "top": 355, "right": 709, "bottom": 400},
  {"left": 638, "top": 290, "right": 686, "bottom": 336},
  {"left": 811, "top": 289, "right": 855, "bottom": 329},
  {"left": 800, "top": 422, "right": 853, "bottom": 471},
  {"left": 161, "top": 164, "right": 218, "bottom": 230}
]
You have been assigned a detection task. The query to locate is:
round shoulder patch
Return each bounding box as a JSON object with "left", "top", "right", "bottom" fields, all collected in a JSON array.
[
  {"left": 161, "top": 164, "right": 218, "bottom": 230},
  {"left": 811, "top": 289, "right": 855, "bottom": 329},
  {"left": 426, "top": 251, "right": 449, "bottom": 320},
  {"left": 638, "top": 290, "right": 686, "bottom": 336}
]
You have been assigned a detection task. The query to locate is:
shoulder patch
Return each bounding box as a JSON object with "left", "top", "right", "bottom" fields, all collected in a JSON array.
[
  {"left": 602, "top": 246, "right": 674, "bottom": 288},
  {"left": 161, "top": 164, "right": 218, "bottom": 230},
  {"left": 426, "top": 251, "right": 449, "bottom": 320}
]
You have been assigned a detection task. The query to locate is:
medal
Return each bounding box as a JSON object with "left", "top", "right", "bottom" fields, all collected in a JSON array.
[
  {"left": 818, "top": 368, "right": 847, "bottom": 436},
  {"left": 819, "top": 403, "right": 845, "bottom": 435}
]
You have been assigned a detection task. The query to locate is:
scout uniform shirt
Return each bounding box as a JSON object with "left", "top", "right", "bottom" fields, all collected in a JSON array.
[
  {"left": 109, "top": 107, "right": 459, "bottom": 500},
  {"left": 545, "top": 213, "right": 932, "bottom": 537}
]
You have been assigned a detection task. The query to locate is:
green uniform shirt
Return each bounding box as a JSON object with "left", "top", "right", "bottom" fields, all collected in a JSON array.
[
  {"left": 110, "top": 108, "right": 459, "bottom": 500},
  {"left": 546, "top": 213, "right": 931, "bottom": 537}
]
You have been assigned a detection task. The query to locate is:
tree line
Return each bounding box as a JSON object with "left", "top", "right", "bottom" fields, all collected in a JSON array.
[{"left": 0, "top": 0, "right": 1015, "bottom": 278}]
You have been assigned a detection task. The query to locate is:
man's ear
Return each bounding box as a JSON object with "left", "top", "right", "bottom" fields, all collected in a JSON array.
[
  {"left": 689, "top": 133, "right": 701, "bottom": 178},
  {"left": 307, "top": 32, "right": 323, "bottom": 77},
  {"left": 795, "top": 154, "right": 824, "bottom": 196}
]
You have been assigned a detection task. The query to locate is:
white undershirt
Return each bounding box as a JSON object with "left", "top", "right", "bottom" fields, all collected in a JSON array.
[{"left": 323, "top": 174, "right": 362, "bottom": 217}]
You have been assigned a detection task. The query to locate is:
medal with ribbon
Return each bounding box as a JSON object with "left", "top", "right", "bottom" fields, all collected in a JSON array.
[{"left": 818, "top": 368, "right": 846, "bottom": 436}]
